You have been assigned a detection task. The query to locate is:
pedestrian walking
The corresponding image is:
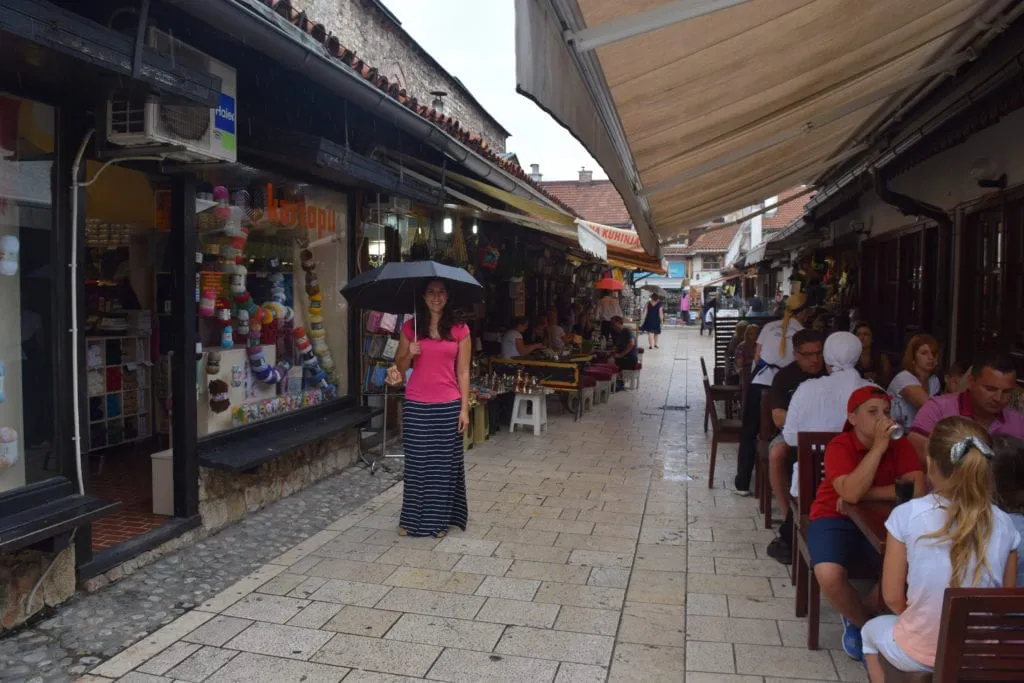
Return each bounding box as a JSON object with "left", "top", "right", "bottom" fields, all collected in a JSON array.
[
  {"left": 393, "top": 279, "right": 472, "bottom": 538},
  {"left": 681, "top": 291, "right": 691, "bottom": 325},
  {"left": 639, "top": 293, "right": 665, "bottom": 348},
  {"left": 700, "top": 296, "right": 715, "bottom": 336}
]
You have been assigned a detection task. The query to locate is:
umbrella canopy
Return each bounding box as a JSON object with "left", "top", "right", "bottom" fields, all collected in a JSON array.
[
  {"left": 341, "top": 261, "right": 483, "bottom": 315},
  {"left": 640, "top": 283, "right": 669, "bottom": 297},
  {"left": 594, "top": 278, "right": 625, "bottom": 291}
]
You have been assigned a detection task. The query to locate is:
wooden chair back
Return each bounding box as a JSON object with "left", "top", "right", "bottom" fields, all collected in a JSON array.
[
  {"left": 740, "top": 363, "right": 751, "bottom": 409},
  {"left": 700, "top": 356, "right": 711, "bottom": 384},
  {"left": 702, "top": 376, "right": 723, "bottom": 431},
  {"left": 932, "top": 588, "right": 1024, "bottom": 682},
  {"left": 758, "top": 391, "right": 775, "bottom": 442},
  {"left": 796, "top": 432, "right": 840, "bottom": 517}
]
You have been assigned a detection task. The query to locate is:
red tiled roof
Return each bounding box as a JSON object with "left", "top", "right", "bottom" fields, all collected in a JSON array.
[
  {"left": 257, "top": 0, "right": 577, "bottom": 216},
  {"left": 539, "top": 179, "right": 631, "bottom": 227},
  {"left": 764, "top": 187, "right": 812, "bottom": 231},
  {"left": 681, "top": 225, "right": 739, "bottom": 254}
]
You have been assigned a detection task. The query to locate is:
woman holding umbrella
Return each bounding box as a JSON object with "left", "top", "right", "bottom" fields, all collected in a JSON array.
[{"left": 393, "top": 279, "right": 472, "bottom": 538}]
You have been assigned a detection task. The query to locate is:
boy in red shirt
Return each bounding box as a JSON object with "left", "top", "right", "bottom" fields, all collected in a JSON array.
[{"left": 807, "top": 386, "right": 925, "bottom": 662}]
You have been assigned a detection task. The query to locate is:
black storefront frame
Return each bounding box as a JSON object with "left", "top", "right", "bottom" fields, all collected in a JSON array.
[{"left": 78, "top": 148, "right": 366, "bottom": 578}]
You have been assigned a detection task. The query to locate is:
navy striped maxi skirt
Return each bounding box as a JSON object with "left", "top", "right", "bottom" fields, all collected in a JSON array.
[{"left": 400, "top": 399, "right": 468, "bottom": 537}]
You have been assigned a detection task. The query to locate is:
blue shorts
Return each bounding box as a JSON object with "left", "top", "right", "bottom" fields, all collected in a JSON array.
[{"left": 806, "top": 517, "right": 880, "bottom": 572}]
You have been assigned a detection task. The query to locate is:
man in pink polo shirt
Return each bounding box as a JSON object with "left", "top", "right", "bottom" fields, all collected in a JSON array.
[{"left": 909, "top": 354, "right": 1024, "bottom": 462}]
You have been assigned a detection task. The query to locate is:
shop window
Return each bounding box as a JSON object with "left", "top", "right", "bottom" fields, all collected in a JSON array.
[
  {"left": 0, "top": 95, "right": 56, "bottom": 494},
  {"left": 195, "top": 168, "right": 349, "bottom": 436}
]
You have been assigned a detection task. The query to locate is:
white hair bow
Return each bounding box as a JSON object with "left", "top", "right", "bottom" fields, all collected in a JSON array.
[{"left": 949, "top": 436, "right": 995, "bottom": 465}]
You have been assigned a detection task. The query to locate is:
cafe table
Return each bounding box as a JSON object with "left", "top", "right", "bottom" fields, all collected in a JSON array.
[{"left": 841, "top": 500, "right": 895, "bottom": 555}]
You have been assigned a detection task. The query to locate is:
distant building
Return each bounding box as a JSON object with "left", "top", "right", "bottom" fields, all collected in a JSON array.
[{"left": 538, "top": 167, "right": 632, "bottom": 229}]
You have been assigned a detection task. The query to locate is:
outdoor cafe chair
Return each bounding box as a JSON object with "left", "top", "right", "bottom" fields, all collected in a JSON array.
[
  {"left": 794, "top": 430, "right": 875, "bottom": 649},
  {"left": 703, "top": 372, "right": 741, "bottom": 489},
  {"left": 700, "top": 357, "right": 741, "bottom": 431},
  {"left": 880, "top": 587, "right": 1024, "bottom": 683}
]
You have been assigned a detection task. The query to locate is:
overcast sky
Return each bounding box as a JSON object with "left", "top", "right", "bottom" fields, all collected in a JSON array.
[{"left": 382, "top": 0, "right": 608, "bottom": 182}]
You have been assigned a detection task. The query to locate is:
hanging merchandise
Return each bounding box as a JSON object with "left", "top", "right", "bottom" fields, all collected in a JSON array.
[
  {"left": 0, "top": 235, "right": 19, "bottom": 276},
  {"left": 230, "top": 364, "right": 245, "bottom": 388},
  {"left": 297, "top": 244, "right": 337, "bottom": 378},
  {"left": 208, "top": 379, "right": 231, "bottom": 413},
  {"left": 293, "top": 326, "right": 329, "bottom": 389},
  {"left": 246, "top": 344, "right": 291, "bottom": 384},
  {"left": 205, "top": 350, "right": 221, "bottom": 376},
  {"left": 0, "top": 426, "right": 18, "bottom": 470}
]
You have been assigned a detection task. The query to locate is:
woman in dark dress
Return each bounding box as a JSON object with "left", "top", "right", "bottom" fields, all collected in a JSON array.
[{"left": 639, "top": 293, "right": 665, "bottom": 349}]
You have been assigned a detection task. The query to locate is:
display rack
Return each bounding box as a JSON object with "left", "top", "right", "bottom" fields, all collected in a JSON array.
[
  {"left": 358, "top": 310, "right": 407, "bottom": 473},
  {"left": 86, "top": 335, "right": 152, "bottom": 451}
]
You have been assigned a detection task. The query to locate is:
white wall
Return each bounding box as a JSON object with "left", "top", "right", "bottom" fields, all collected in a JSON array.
[{"left": 866, "top": 108, "right": 1024, "bottom": 239}]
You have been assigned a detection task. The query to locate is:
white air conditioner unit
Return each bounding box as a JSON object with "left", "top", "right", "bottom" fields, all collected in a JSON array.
[{"left": 106, "top": 28, "right": 237, "bottom": 163}]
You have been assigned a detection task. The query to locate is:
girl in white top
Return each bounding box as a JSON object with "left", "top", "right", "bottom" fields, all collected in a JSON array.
[
  {"left": 887, "top": 334, "right": 940, "bottom": 430},
  {"left": 751, "top": 291, "right": 812, "bottom": 388},
  {"left": 861, "top": 417, "right": 1020, "bottom": 681}
]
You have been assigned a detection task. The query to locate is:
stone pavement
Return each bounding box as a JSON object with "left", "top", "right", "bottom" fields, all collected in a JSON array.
[{"left": 17, "top": 328, "right": 867, "bottom": 682}]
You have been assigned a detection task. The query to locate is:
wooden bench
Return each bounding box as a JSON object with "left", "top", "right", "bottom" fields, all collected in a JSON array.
[
  {"left": 1, "top": 479, "right": 120, "bottom": 554},
  {"left": 880, "top": 588, "right": 1024, "bottom": 682}
]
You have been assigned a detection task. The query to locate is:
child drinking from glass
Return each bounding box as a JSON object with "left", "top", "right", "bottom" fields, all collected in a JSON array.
[{"left": 861, "top": 416, "right": 1020, "bottom": 681}]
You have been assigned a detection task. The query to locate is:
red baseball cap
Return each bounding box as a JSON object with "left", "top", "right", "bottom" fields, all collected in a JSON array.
[{"left": 844, "top": 386, "right": 892, "bottom": 431}]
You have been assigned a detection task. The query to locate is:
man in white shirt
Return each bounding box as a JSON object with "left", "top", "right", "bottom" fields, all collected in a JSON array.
[
  {"left": 733, "top": 293, "right": 812, "bottom": 494},
  {"left": 596, "top": 292, "right": 623, "bottom": 340},
  {"left": 501, "top": 317, "right": 544, "bottom": 358}
]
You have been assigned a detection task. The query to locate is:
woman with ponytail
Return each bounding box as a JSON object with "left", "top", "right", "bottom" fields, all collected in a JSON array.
[
  {"left": 733, "top": 291, "right": 813, "bottom": 494},
  {"left": 862, "top": 417, "right": 1020, "bottom": 681}
]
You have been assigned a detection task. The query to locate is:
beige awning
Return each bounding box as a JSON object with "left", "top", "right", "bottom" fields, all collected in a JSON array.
[{"left": 516, "top": 0, "right": 1008, "bottom": 246}]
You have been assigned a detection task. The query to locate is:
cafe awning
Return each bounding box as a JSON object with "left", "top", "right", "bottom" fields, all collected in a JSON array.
[{"left": 515, "top": 0, "right": 1010, "bottom": 247}]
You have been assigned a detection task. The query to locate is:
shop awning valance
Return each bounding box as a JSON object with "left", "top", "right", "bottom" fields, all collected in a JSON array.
[
  {"left": 516, "top": 0, "right": 1001, "bottom": 248},
  {"left": 383, "top": 156, "right": 608, "bottom": 260},
  {"left": 576, "top": 219, "right": 645, "bottom": 254}
]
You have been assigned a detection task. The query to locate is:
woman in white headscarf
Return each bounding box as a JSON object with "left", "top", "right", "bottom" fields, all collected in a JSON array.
[
  {"left": 778, "top": 332, "right": 877, "bottom": 517},
  {"left": 782, "top": 331, "right": 869, "bottom": 449}
]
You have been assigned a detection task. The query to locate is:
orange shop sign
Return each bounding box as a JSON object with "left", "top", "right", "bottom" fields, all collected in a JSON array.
[{"left": 264, "top": 183, "right": 340, "bottom": 238}]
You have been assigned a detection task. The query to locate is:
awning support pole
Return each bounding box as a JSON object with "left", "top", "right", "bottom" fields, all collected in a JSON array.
[{"left": 567, "top": 0, "right": 752, "bottom": 52}]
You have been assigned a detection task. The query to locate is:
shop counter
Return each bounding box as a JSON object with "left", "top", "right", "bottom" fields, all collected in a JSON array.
[{"left": 487, "top": 358, "right": 588, "bottom": 420}]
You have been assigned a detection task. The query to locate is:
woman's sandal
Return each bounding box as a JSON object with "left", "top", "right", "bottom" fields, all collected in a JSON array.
[
  {"left": 397, "top": 527, "right": 408, "bottom": 536},
  {"left": 432, "top": 530, "right": 448, "bottom": 539}
]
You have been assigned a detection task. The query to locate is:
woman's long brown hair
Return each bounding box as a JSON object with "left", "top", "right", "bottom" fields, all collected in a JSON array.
[{"left": 925, "top": 417, "right": 996, "bottom": 588}]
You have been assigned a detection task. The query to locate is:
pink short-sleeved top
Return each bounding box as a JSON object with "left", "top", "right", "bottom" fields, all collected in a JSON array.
[{"left": 401, "top": 319, "right": 470, "bottom": 404}]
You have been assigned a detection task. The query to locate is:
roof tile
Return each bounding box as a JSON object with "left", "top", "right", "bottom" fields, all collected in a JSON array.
[
  {"left": 256, "top": 0, "right": 577, "bottom": 216},
  {"left": 538, "top": 179, "right": 630, "bottom": 227}
]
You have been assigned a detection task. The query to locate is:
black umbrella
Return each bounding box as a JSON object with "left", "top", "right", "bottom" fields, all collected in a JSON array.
[{"left": 340, "top": 260, "right": 483, "bottom": 338}]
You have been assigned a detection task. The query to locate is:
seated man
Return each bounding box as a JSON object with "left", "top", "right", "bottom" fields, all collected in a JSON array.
[
  {"left": 764, "top": 329, "right": 827, "bottom": 563},
  {"left": 609, "top": 316, "right": 638, "bottom": 372},
  {"left": 808, "top": 386, "right": 925, "bottom": 662},
  {"left": 909, "top": 352, "right": 1024, "bottom": 462},
  {"left": 501, "top": 317, "right": 545, "bottom": 358},
  {"left": 546, "top": 308, "right": 570, "bottom": 352},
  {"left": 783, "top": 331, "right": 870, "bottom": 500}
]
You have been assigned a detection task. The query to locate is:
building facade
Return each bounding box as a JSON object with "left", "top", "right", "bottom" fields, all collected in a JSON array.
[{"left": 0, "top": 0, "right": 544, "bottom": 632}]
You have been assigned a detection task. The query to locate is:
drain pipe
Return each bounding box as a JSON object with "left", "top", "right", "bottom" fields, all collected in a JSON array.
[
  {"left": 872, "top": 167, "right": 956, "bottom": 344},
  {"left": 872, "top": 168, "right": 953, "bottom": 231}
]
